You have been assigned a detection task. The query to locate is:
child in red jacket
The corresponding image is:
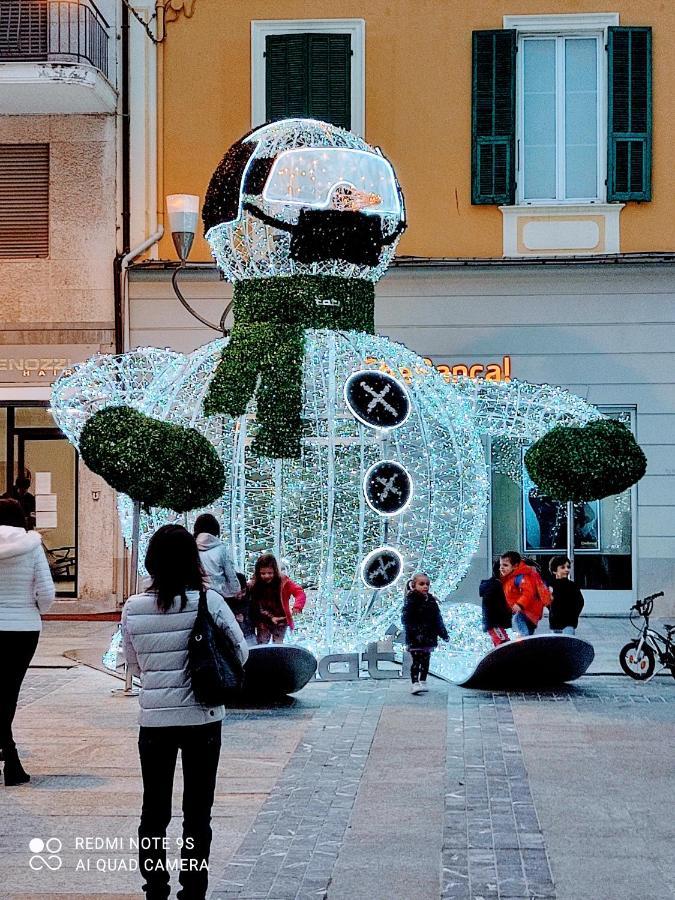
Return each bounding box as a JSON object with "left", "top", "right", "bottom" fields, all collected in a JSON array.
[
  {"left": 499, "top": 551, "right": 550, "bottom": 637},
  {"left": 249, "top": 553, "right": 306, "bottom": 644}
]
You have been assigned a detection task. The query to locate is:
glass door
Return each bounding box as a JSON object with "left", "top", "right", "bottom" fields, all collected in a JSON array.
[{"left": 2, "top": 404, "right": 78, "bottom": 598}]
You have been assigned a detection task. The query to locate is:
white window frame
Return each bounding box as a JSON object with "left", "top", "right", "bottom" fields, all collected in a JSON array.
[
  {"left": 251, "top": 19, "right": 365, "bottom": 136},
  {"left": 504, "top": 13, "right": 619, "bottom": 207}
]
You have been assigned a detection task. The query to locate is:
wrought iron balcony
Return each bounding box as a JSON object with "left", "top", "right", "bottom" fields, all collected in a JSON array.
[{"left": 0, "top": 0, "right": 110, "bottom": 79}]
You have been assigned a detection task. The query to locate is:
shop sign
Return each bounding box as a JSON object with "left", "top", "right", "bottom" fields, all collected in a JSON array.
[
  {"left": 0, "top": 345, "right": 101, "bottom": 383},
  {"left": 366, "top": 355, "right": 512, "bottom": 383}
]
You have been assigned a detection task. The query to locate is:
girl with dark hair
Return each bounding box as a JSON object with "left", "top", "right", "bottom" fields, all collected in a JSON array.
[
  {"left": 122, "top": 524, "right": 248, "bottom": 900},
  {"left": 0, "top": 498, "right": 55, "bottom": 785},
  {"left": 249, "top": 553, "right": 306, "bottom": 644},
  {"left": 401, "top": 573, "right": 449, "bottom": 694}
]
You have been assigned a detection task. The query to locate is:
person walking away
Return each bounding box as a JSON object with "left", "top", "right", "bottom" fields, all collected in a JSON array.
[
  {"left": 499, "top": 551, "right": 550, "bottom": 638},
  {"left": 249, "top": 553, "right": 306, "bottom": 644},
  {"left": 401, "top": 573, "right": 449, "bottom": 694},
  {"left": 480, "top": 560, "right": 512, "bottom": 646},
  {"left": 548, "top": 555, "right": 584, "bottom": 635},
  {"left": 0, "top": 499, "right": 55, "bottom": 785},
  {"left": 193, "top": 513, "right": 240, "bottom": 600},
  {"left": 2, "top": 475, "right": 36, "bottom": 530},
  {"left": 122, "top": 524, "right": 248, "bottom": 900}
]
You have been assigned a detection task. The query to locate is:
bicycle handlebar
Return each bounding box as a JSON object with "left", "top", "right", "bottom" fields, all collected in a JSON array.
[{"left": 643, "top": 591, "right": 665, "bottom": 603}]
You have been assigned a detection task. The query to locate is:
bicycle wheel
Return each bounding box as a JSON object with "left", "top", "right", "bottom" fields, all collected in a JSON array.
[{"left": 619, "top": 641, "right": 655, "bottom": 680}]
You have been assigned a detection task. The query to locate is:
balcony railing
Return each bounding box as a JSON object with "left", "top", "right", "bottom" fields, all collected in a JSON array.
[{"left": 0, "top": 0, "right": 110, "bottom": 79}]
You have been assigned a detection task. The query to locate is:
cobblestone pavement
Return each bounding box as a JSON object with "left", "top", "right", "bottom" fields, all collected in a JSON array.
[
  {"left": 212, "top": 683, "right": 384, "bottom": 899},
  {"left": 8, "top": 659, "right": 675, "bottom": 900},
  {"left": 443, "top": 692, "right": 554, "bottom": 900}
]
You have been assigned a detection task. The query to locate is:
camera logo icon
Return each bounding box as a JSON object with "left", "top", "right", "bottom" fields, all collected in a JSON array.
[{"left": 29, "top": 837, "right": 63, "bottom": 871}]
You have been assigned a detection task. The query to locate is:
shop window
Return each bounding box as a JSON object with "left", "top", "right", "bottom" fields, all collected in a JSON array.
[{"left": 491, "top": 409, "right": 634, "bottom": 591}]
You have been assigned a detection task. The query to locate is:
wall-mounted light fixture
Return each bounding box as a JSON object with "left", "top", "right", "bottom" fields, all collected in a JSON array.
[
  {"left": 166, "top": 193, "right": 199, "bottom": 262},
  {"left": 166, "top": 194, "right": 223, "bottom": 333}
]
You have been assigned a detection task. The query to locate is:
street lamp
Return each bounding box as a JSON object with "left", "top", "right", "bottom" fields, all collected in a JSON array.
[
  {"left": 166, "top": 193, "right": 199, "bottom": 261},
  {"left": 166, "top": 193, "right": 223, "bottom": 332}
]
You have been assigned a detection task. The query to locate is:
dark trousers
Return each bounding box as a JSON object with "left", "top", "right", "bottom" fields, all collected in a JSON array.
[
  {"left": 409, "top": 649, "right": 431, "bottom": 683},
  {"left": 0, "top": 631, "right": 39, "bottom": 752},
  {"left": 138, "top": 721, "right": 222, "bottom": 900}
]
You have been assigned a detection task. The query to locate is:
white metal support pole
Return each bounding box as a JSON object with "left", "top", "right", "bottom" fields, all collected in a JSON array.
[{"left": 114, "top": 499, "right": 141, "bottom": 697}]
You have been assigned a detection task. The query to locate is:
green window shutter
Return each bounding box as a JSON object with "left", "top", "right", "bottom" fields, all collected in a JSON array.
[
  {"left": 471, "top": 29, "right": 516, "bottom": 205},
  {"left": 265, "top": 33, "right": 351, "bottom": 130},
  {"left": 266, "top": 35, "right": 307, "bottom": 122},
  {"left": 607, "top": 26, "right": 652, "bottom": 202}
]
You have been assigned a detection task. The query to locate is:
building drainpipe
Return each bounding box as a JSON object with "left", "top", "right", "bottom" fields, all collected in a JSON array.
[
  {"left": 117, "top": 228, "right": 164, "bottom": 351},
  {"left": 114, "top": 0, "right": 131, "bottom": 353}
]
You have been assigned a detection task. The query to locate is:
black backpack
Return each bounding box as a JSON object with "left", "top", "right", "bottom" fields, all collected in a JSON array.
[{"left": 188, "top": 589, "right": 244, "bottom": 705}]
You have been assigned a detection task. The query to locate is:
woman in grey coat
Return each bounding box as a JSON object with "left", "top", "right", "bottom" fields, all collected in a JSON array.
[{"left": 122, "top": 524, "right": 248, "bottom": 900}]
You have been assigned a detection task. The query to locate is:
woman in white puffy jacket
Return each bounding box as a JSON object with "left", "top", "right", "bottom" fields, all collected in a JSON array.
[
  {"left": 0, "top": 498, "right": 55, "bottom": 786},
  {"left": 122, "top": 524, "right": 248, "bottom": 900}
]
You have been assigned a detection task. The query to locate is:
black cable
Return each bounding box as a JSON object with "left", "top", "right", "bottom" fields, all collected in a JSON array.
[{"left": 171, "top": 266, "right": 222, "bottom": 333}]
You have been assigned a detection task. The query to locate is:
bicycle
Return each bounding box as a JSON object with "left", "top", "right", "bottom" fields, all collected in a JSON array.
[{"left": 619, "top": 591, "right": 675, "bottom": 681}]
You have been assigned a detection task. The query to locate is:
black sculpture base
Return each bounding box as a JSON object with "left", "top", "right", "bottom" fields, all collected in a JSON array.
[
  {"left": 243, "top": 644, "right": 318, "bottom": 696},
  {"left": 453, "top": 635, "right": 594, "bottom": 690}
]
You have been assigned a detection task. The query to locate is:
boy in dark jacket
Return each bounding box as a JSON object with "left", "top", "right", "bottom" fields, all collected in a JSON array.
[
  {"left": 548, "top": 556, "right": 584, "bottom": 634},
  {"left": 401, "top": 573, "right": 449, "bottom": 694},
  {"left": 480, "top": 560, "right": 512, "bottom": 646}
]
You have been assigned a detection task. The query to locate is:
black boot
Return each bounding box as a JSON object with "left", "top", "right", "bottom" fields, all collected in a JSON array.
[{"left": 3, "top": 746, "right": 30, "bottom": 786}]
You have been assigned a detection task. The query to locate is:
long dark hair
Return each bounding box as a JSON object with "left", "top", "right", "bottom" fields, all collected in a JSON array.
[
  {"left": 250, "top": 553, "right": 281, "bottom": 598},
  {"left": 144, "top": 524, "right": 204, "bottom": 613},
  {"left": 0, "top": 498, "right": 27, "bottom": 529}
]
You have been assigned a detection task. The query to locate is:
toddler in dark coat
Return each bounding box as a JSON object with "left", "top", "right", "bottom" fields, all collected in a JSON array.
[
  {"left": 401, "top": 573, "right": 449, "bottom": 694},
  {"left": 548, "top": 556, "right": 584, "bottom": 634},
  {"left": 479, "top": 560, "right": 512, "bottom": 646}
]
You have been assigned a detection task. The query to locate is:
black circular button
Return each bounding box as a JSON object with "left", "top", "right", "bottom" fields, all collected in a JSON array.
[
  {"left": 344, "top": 370, "right": 410, "bottom": 430},
  {"left": 360, "top": 546, "right": 404, "bottom": 589},
  {"left": 364, "top": 461, "right": 413, "bottom": 516}
]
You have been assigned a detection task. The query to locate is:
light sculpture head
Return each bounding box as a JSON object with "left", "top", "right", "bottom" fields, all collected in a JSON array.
[{"left": 202, "top": 118, "right": 406, "bottom": 282}]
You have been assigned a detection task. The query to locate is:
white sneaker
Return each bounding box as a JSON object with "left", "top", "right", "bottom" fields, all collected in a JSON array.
[
  {"left": 419, "top": 680, "right": 429, "bottom": 692},
  {"left": 411, "top": 682, "right": 423, "bottom": 694}
]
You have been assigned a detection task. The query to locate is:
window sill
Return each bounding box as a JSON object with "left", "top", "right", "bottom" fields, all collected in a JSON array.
[{"left": 499, "top": 203, "right": 624, "bottom": 257}]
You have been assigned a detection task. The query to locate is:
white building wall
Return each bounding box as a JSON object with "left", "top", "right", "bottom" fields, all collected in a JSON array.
[{"left": 128, "top": 261, "right": 675, "bottom": 614}]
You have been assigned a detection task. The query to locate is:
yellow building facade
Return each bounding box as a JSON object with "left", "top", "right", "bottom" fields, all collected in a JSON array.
[{"left": 157, "top": 0, "right": 675, "bottom": 262}]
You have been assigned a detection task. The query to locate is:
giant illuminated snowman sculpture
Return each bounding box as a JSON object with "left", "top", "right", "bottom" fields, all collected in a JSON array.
[{"left": 51, "top": 119, "right": 600, "bottom": 657}]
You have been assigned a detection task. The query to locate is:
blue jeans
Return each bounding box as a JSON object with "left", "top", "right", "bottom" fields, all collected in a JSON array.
[{"left": 512, "top": 611, "right": 536, "bottom": 637}]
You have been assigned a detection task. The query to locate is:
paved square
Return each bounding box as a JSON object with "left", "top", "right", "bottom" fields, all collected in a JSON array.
[{"left": 2, "top": 621, "right": 675, "bottom": 899}]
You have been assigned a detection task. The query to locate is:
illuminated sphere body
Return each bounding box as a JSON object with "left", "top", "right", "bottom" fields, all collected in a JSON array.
[{"left": 110, "top": 333, "right": 488, "bottom": 654}]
